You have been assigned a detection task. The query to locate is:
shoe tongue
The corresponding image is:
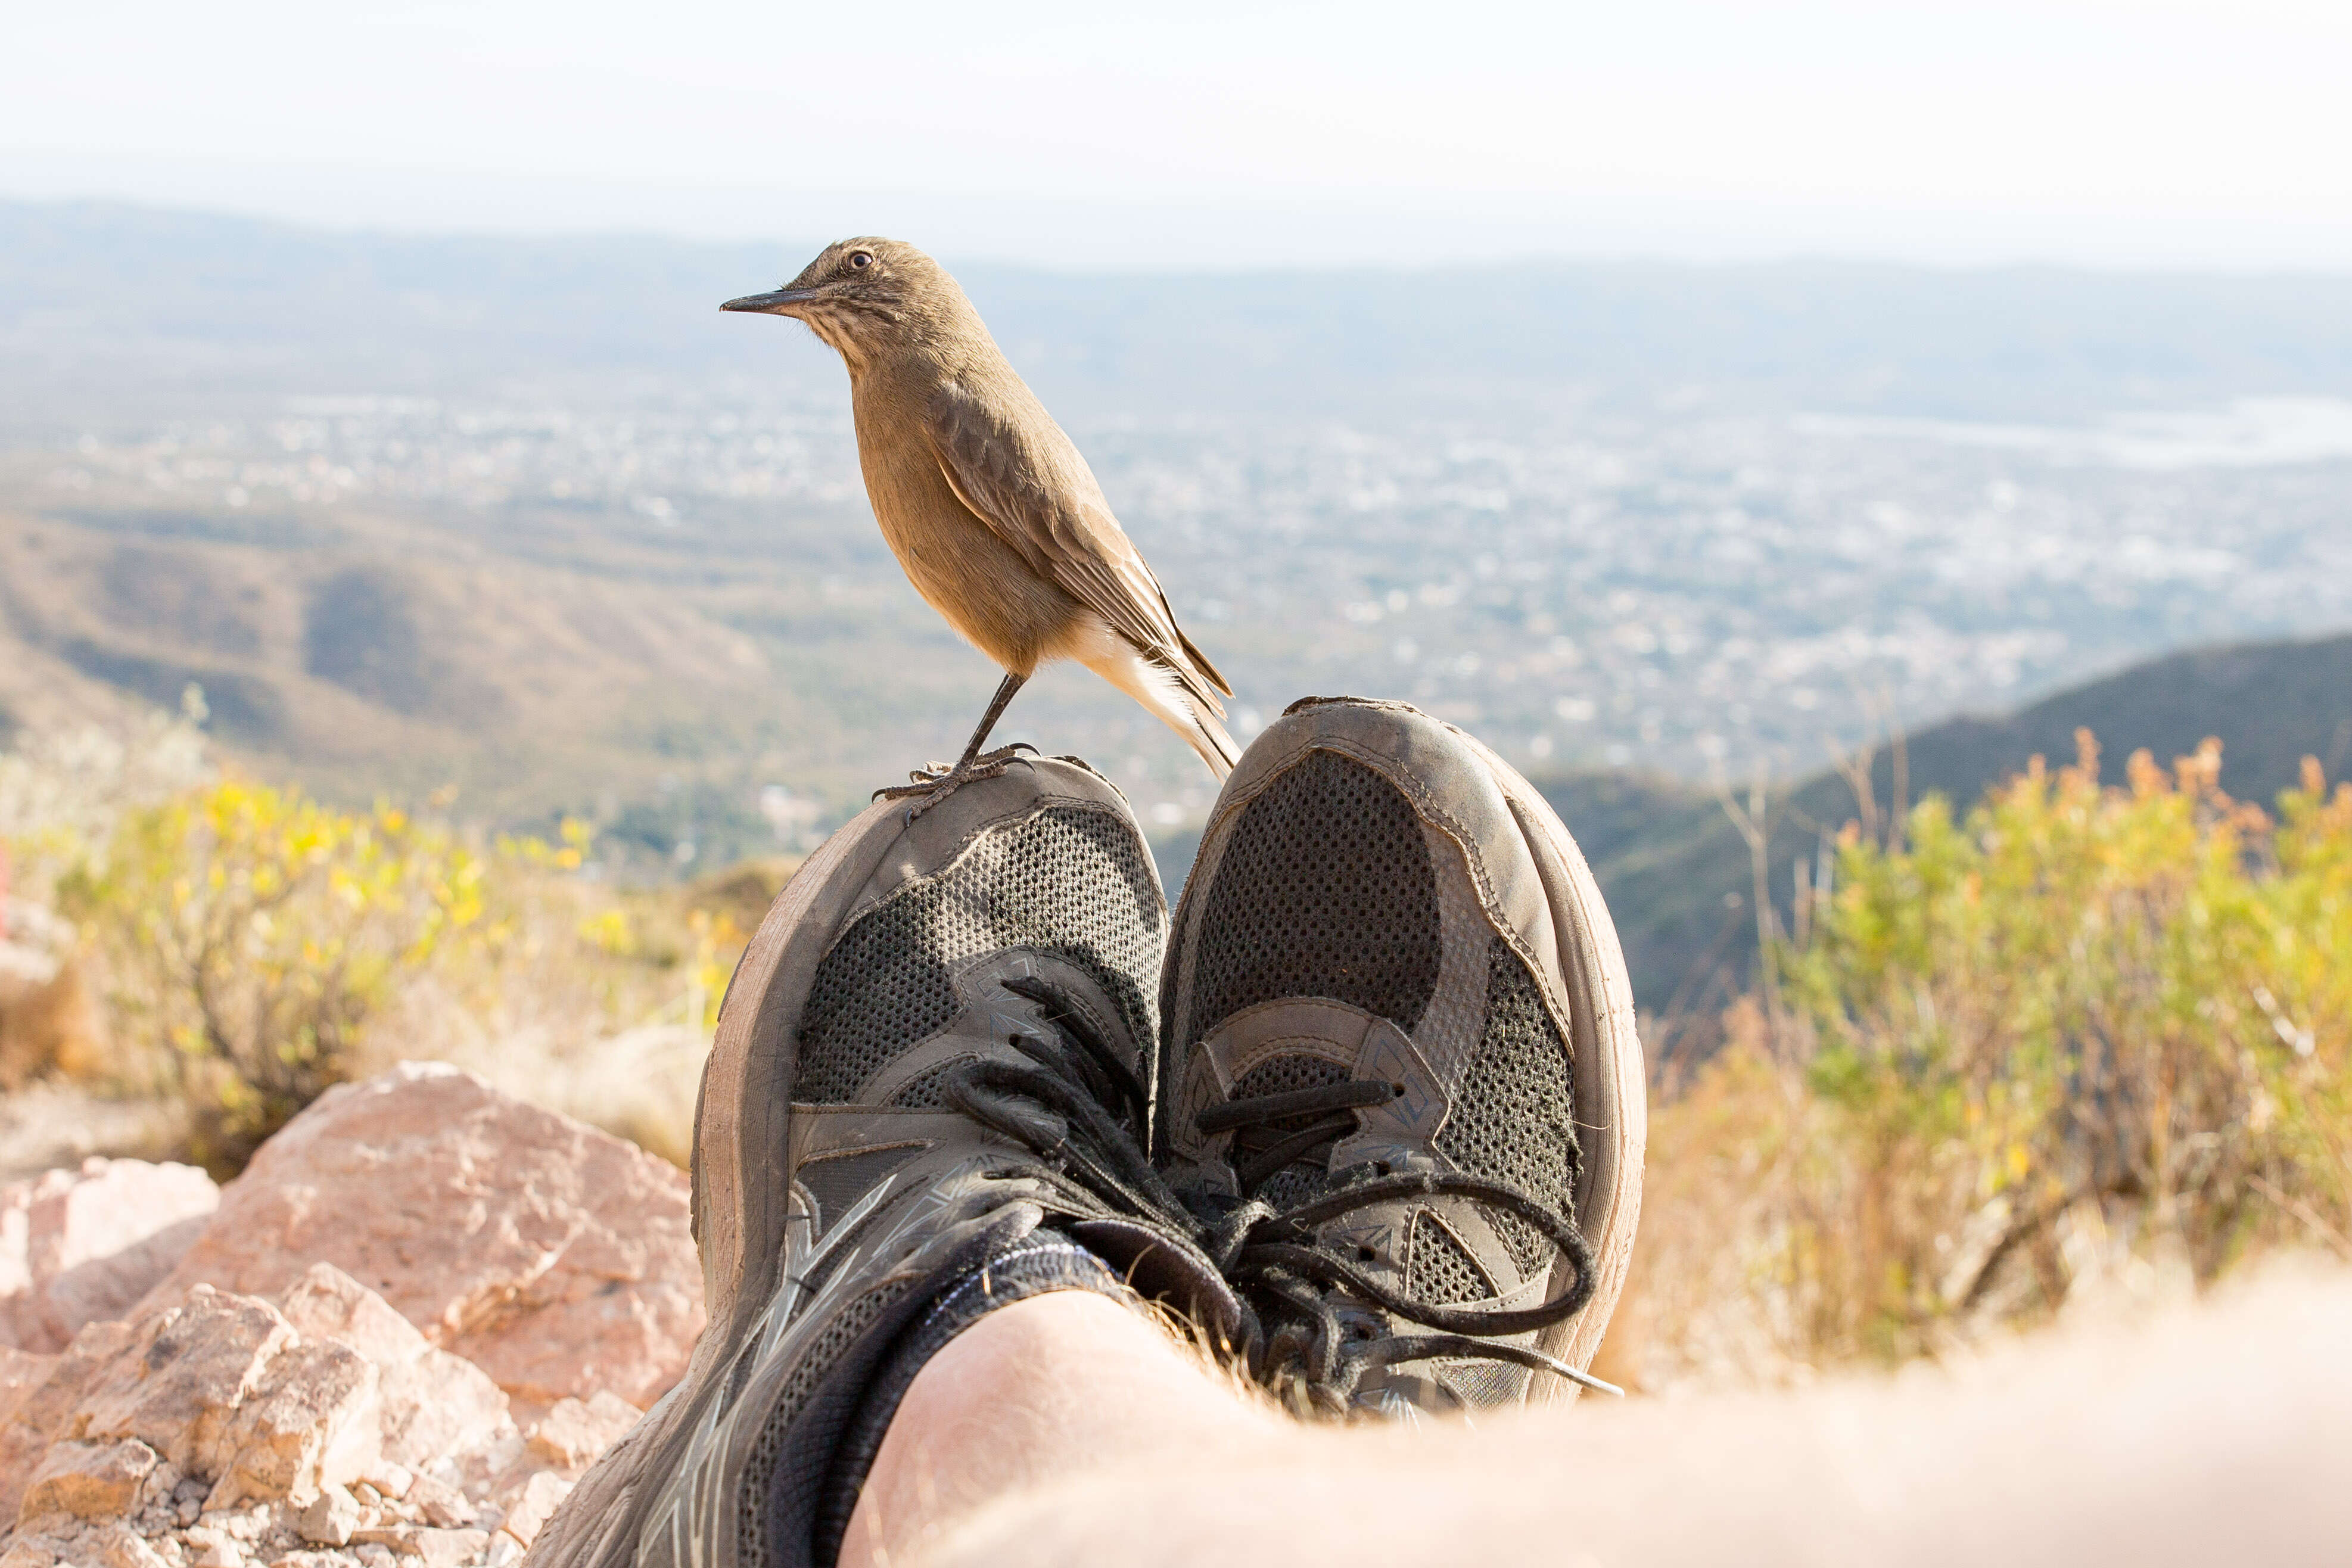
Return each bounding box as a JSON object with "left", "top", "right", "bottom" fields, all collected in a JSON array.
[{"left": 1225, "top": 1052, "right": 1357, "bottom": 1206}]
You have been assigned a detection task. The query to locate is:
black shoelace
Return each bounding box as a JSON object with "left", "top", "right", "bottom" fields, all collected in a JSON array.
[
  {"left": 940, "top": 978, "right": 1616, "bottom": 1415},
  {"left": 937, "top": 976, "right": 1248, "bottom": 1307},
  {"left": 1197, "top": 1078, "right": 1616, "bottom": 1415}
]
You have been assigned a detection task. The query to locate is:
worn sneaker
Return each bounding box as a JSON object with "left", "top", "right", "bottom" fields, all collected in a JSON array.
[
  {"left": 531, "top": 757, "right": 1239, "bottom": 1568},
  {"left": 1159, "top": 698, "right": 1645, "bottom": 1417}
]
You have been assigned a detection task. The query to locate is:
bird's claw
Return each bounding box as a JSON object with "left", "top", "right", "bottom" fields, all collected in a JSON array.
[{"left": 872, "top": 743, "right": 1040, "bottom": 816}]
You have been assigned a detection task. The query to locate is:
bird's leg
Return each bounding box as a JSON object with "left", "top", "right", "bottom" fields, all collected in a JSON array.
[{"left": 875, "top": 671, "right": 1036, "bottom": 810}]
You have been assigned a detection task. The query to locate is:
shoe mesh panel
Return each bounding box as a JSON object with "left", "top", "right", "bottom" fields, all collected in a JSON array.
[
  {"left": 1407, "top": 1211, "right": 1494, "bottom": 1305},
  {"left": 1436, "top": 937, "right": 1581, "bottom": 1278},
  {"left": 1439, "top": 1359, "right": 1528, "bottom": 1405},
  {"left": 888, "top": 1056, "right": 979, "bottom": 1109},
  {"left": 1187, "top": 750, "right": 1441, "bottom": 1045},
  {"left": 738, "top": 1278, "right": 909, "bottom": 1568},
  {"left": 795, "top": 805, "right": 1161, "bottom": 1104}
]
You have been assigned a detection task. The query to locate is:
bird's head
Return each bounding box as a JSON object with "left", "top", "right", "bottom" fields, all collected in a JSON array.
[{"left": 721, "top": 237, "right": 962, "bottom": 365}]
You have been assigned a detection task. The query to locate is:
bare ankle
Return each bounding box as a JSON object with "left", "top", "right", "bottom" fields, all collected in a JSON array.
[{"left": 841, "top": 1290, "right": 1269, "bottom": 1568}]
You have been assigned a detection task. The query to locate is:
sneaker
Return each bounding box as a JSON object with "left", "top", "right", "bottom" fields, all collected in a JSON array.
[
  {"left": 1159, "top": 698, "right": 1645, "bottom": 1416},
  {"left": 532, "top": 757, "right": 1239, "bottom": 1568}
]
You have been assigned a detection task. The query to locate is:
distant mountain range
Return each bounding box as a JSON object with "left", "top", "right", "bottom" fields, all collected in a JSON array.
[{"left": 11, "top": 199, "right": 2352, "bottom": 436}]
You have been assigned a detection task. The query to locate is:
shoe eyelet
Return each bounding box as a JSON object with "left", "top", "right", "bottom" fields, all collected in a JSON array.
[{"left": 1390, "top": 1082, "right": 1407, "bottom": 1097}]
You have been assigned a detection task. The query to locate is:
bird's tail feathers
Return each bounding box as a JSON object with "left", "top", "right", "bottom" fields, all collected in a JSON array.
[
  {"left": 1183, "top": 703, "right": 1239, "bottom": 780},
  {"left": 1175, "top": 627, "right": 1234, "bottom": 699},
  {"left": 1072, "top": 629, "right": 1240, "bottom": 782}
]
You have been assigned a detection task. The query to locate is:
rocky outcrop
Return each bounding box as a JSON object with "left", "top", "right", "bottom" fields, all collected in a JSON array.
[
  {"left": 0, "top": 1066, "right": 706, "bottom": 1568},
  {"left": 140, "top": 1065, "right": 702, "bottom": 1410},
  {"left": 1, "top": 1160, "right": 221, "bottom": 1355}
]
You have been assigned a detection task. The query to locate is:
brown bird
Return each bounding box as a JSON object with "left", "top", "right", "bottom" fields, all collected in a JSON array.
[{"left": 723, "top": 238, "right": 1237, "bottom": 801}]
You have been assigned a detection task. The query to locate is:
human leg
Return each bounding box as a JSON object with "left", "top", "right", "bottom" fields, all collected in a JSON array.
[
  {"left": 873, "top": 1265, "right": 2352, "bottom": 1568},
  {"left": 838, "top": 1290, "right": 1283, "bottom": 1568}
]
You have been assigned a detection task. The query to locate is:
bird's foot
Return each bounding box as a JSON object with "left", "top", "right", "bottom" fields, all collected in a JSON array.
[{"left": 872, "top": 743, "right": 1039, "bottom": 816}]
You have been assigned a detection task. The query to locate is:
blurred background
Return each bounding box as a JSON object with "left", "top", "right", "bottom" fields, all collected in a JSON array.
[{"left": 2, "top": 1, "right": 2348, "bottom": 1390}]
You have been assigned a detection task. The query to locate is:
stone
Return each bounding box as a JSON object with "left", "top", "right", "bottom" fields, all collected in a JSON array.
[
  {"left": 0, "top": 1317, "right": 136, "bottom": 1523},
  {"left": 10, "top": 1281, "right": 383, "bottom": 1526},
  {"left": 71, "top": 1287, "right": 294, "bottom": 1479},
  {"left": 298, "top": 1484, "right": 363, "bottom": 1546},
  {"left": 101, "top": 1529, "right": 172, "bottom": 1568},
  {"left": 353, "top": 1524, "right": 490, "bottom": 1563},
  {"left": 359, "top": 1463, "right": 413, "bottom": 1502},
  {"left": 0, "top": 1081, "right": 674, "bottom": 1557},
  {"left": 208, "top": 1335, "right": 379, "bottom": 1507},
  {"left": 403, "top": 1474, "right": 472, "bottom": 1530},
  {"left": 72, "top": 1278, "right": 308, "bottom": 1495},
  {"left": 495, "top": 1472, "right": 570, "bottom": 1550},
  {"left": 0, "top": 1159, "right": 220, "bottom": 1354},
  {"left": 18, "top": 1436, "right": 159, "bottom": 1521},
  {"left": 141, "top": 1065, "right": 702, "bottom": 1408},
  {"left": 0, "top": 1342, "right": 57, "bottom": 1423},
  {"left": 406, "top": 1529, "right": 488, "bottom": 1568},
  {"left": 278, "top": 1265, "right": 509, "bottom": 1471},
  {"left": 351, "top": 1528, "right": 414, "bottom": 1551},
  {"left": 524, "top": 1393, "right": 640, "bottom": 1472}
]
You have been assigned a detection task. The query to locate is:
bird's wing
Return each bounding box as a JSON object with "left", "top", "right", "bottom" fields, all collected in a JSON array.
[{"left": 925, "top": 379, "right": 1232, "bottom": 705}]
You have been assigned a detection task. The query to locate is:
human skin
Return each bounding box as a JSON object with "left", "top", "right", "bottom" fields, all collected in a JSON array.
[{"left": 842, "top": 1268, "right": 2352, "bottom": 1568}]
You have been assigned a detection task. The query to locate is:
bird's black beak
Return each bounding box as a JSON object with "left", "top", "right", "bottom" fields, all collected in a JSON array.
[{"left": 721, "top": 287, "right": 822, "bottom": 315}]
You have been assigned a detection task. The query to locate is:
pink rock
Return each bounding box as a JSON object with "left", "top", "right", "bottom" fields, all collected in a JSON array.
[
  {"left": 497, "top": 1471, "right": 572, "bottom": 1548},
  {"left": 70, "top": 1286, "right": 297, "bottom": 1482},
  {"left": 403, "top": 1472, "right": 474, "bottom": 1529},
  {"left": 206, "top": 1333, "right": 379, "bottom": 1508},
  {"left": 0, "top": 1343, "right": 57, "bottom": 1427},
  {"left": 0, "top": 1160, "right": 220, "bottom": 1354},
  {"left": 358, "top": 1526, "right": 489, "bottom": 1567},
  {"left": 524, "top": 1393, "right": 640, "bottom": 1473},
  {"left": 0, "top": 1318, "right": 136, "bottom": 1525},
  {"left": 0, "top": 1273, "right": 519, "bottom": 1537},
  {"left": 277, "top": 1264, "right": 511, "bottom": 1471},
  {"left": 140, "top": 1065, "right": 703, "bottom": 1408},
  {"left": 16, "top": 1437, "right": 159, "bottom": 1522}
]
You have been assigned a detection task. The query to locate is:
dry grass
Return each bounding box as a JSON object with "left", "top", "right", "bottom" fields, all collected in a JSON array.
[{"left": 1609, "top": 735, "right": 2352, "bottom": 1393}]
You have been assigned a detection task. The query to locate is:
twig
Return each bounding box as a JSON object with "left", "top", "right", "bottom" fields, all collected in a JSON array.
[{"left": 2247, "top": 1175, "right": 2352, "bottom": 1262}]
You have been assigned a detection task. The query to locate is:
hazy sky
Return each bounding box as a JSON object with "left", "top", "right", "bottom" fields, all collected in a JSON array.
[{"left": 7, "top": 0, "right": 2351, "bottom": 267}]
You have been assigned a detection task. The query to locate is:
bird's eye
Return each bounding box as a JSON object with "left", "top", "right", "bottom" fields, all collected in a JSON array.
[{"left": 848, "top": 251, "right": 874, "bottom": 270}]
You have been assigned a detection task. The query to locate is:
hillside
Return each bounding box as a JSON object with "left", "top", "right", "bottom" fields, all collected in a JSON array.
[
  {"left": 1542, "top": 631, "right": 2352, "bottom": 1036},
  {"left": 0, "top": 493, "right": 1095, "bottom": 866}
]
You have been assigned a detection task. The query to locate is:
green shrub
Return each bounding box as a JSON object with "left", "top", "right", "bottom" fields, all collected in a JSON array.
[
  {"left": 1628, "top": 735, "right": 2352, "bottom": 1383},
  {"left": 54, "top": 778, "right": 522, "bottom": 1171}
]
